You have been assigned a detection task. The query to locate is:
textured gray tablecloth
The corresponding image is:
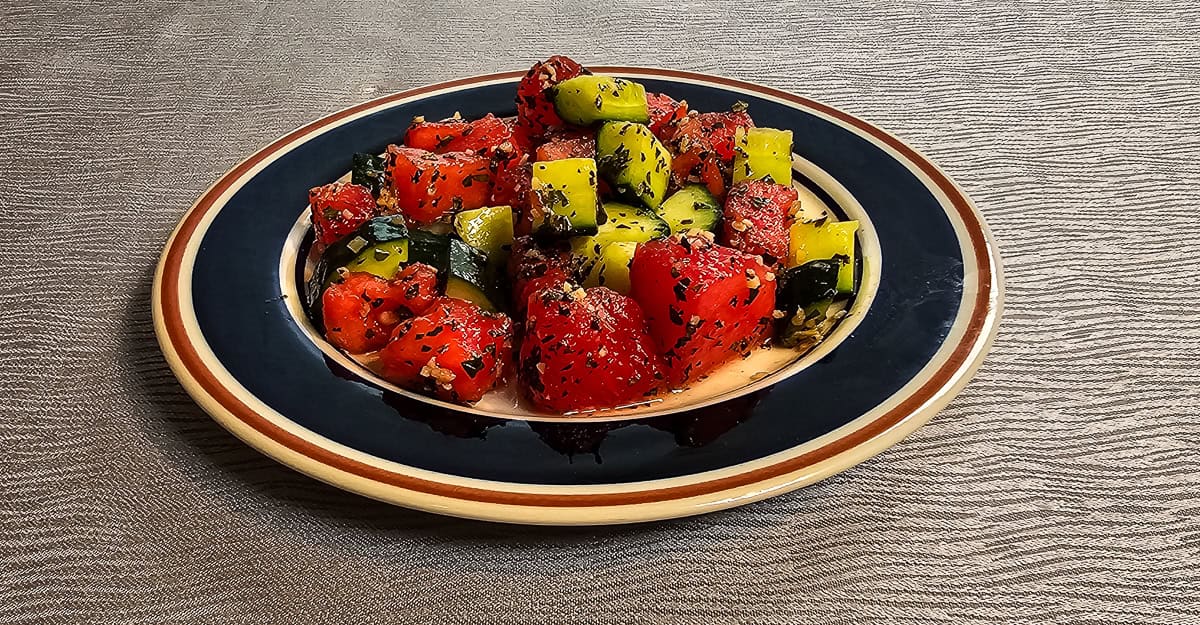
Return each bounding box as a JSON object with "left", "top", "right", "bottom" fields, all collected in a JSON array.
[{"left": 3, "top": 1, "right": 1199, "bottom": 623}]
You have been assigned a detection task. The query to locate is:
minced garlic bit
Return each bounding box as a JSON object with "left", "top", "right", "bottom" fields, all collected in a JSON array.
[
  {"left": 569, "top": 286, "right": 587, "bottom": 301},
  {"left": 688, "top": 315, "right": 702, "bottom": 326},
  {"left": 419, "top": 357, "right": 456, "bottom": 384},
  {"left": 412, "top": 115, "right": 426, "bottom": 124},
  {"left": 376, "top": 186, "right": 398, "bottom": 213},
  {"left": 535, "top": 362, "right": 547, "bottom": 374},
  {"left": 772, "top": 309, "right": 786, "bottom": 319},
  {"left": 730, "top": 218, "right": 753, "bottom": 232},
  {"left": 694, "top": 229, "right": 716, "bottom": 242},
  {"left": 597, "top": 346, "right": 608, "bottom": 357},
  {"left": 745, "top": 270, "right": 762, "bottom": 289},
  {"left": 764, "top": 271, "right": 776, "bottom": 282}
]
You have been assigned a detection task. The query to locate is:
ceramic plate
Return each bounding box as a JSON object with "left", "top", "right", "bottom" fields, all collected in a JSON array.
[{"left": 153, "top": 67, "right": 1001, "bottom": 525}]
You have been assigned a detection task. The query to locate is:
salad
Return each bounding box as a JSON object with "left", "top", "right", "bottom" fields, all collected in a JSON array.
[{"left": 302, "top": 56, "right": 860, "bottom": 413}]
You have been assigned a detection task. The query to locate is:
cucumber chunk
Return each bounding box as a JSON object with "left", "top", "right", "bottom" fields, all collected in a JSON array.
[
  {"left": 656, "top": 184, "right": 722, "bottom": 234},
  {"left": 453, "top": 205, "right": 514, "bottom": 259},
  {"left": 582, "top": 241, "right": 638, "bottom": 294},
  {"left": 407, "top": 230, "right": 502, "bottom": 311},
  {"left": 342, "top": 238, "right": 409, "bottom": 279},
  {"left": 531, "top": 158, "right": 601, "bottom": 237},
  {"left": 551, "top": 75, "right": 650, "bottom": 126},
  {"left": 777, "top": 259, "right": 840, "bottom": 316},
  {"left": 326, "top": 215, "right": 411, "bottom": 280},
  {"left": 733, "top": 128, "right": 793, "bottom": 186},
  {"left": 587, "top": 201, "right": 670, "bottom": 243},
  {"left": 446, "top": 239, "right": 497, "bottom": 311},
  {"left": 596, "top": 122, "right": 671, "bottom": 209},
  {"left": 570, "top": 201, "right": 669, "bottom": 273},
  {"left": 775, "top": 260, "right": 844, "bottom": 349},
  {"left": 305, "top": 215, "right": 411, "bottom": 314},
  {"left": 788, "top": 220, "right": 859, "bottom": 294}
]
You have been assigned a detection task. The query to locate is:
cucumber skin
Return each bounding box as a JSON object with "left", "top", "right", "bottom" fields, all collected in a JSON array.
[
  {"left": 775, "top": 259, "right": 843, "bottom": 348},
  {"left": 777, "top": 259, "right": 841, "bottom": 315},
  {"left": 351, "top": 153, "right": 386, "bottom": 197},
  {"left": 405, "top": 229, "right": 452, "bottom": 277},
  {"left": 408, "top": 229, "right": 507, "bottom": 311}
]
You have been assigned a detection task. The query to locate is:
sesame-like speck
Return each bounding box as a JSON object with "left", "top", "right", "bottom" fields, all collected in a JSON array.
[{"left": 420, "top": 357, "right": 456, "bottom": 384}]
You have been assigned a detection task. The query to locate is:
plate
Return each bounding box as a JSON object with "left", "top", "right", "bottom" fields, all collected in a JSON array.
[{"left": 153, "top": 67, "right": 1002, "bottom": 525}]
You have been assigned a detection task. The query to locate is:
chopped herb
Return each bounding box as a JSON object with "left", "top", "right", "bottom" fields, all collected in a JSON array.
[{"left": 460, "top": 356, "right": 486, "bottom": 378}]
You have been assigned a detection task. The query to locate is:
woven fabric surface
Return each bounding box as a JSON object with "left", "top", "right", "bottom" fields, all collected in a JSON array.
[{"left": 2, "top": 1, "right": 1199, "bottom": 623}]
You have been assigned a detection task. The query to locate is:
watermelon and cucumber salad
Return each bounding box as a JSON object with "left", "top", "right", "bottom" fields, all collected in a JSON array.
[{"left": 303, "top": 55, "right": 860, "bottom": 413}]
